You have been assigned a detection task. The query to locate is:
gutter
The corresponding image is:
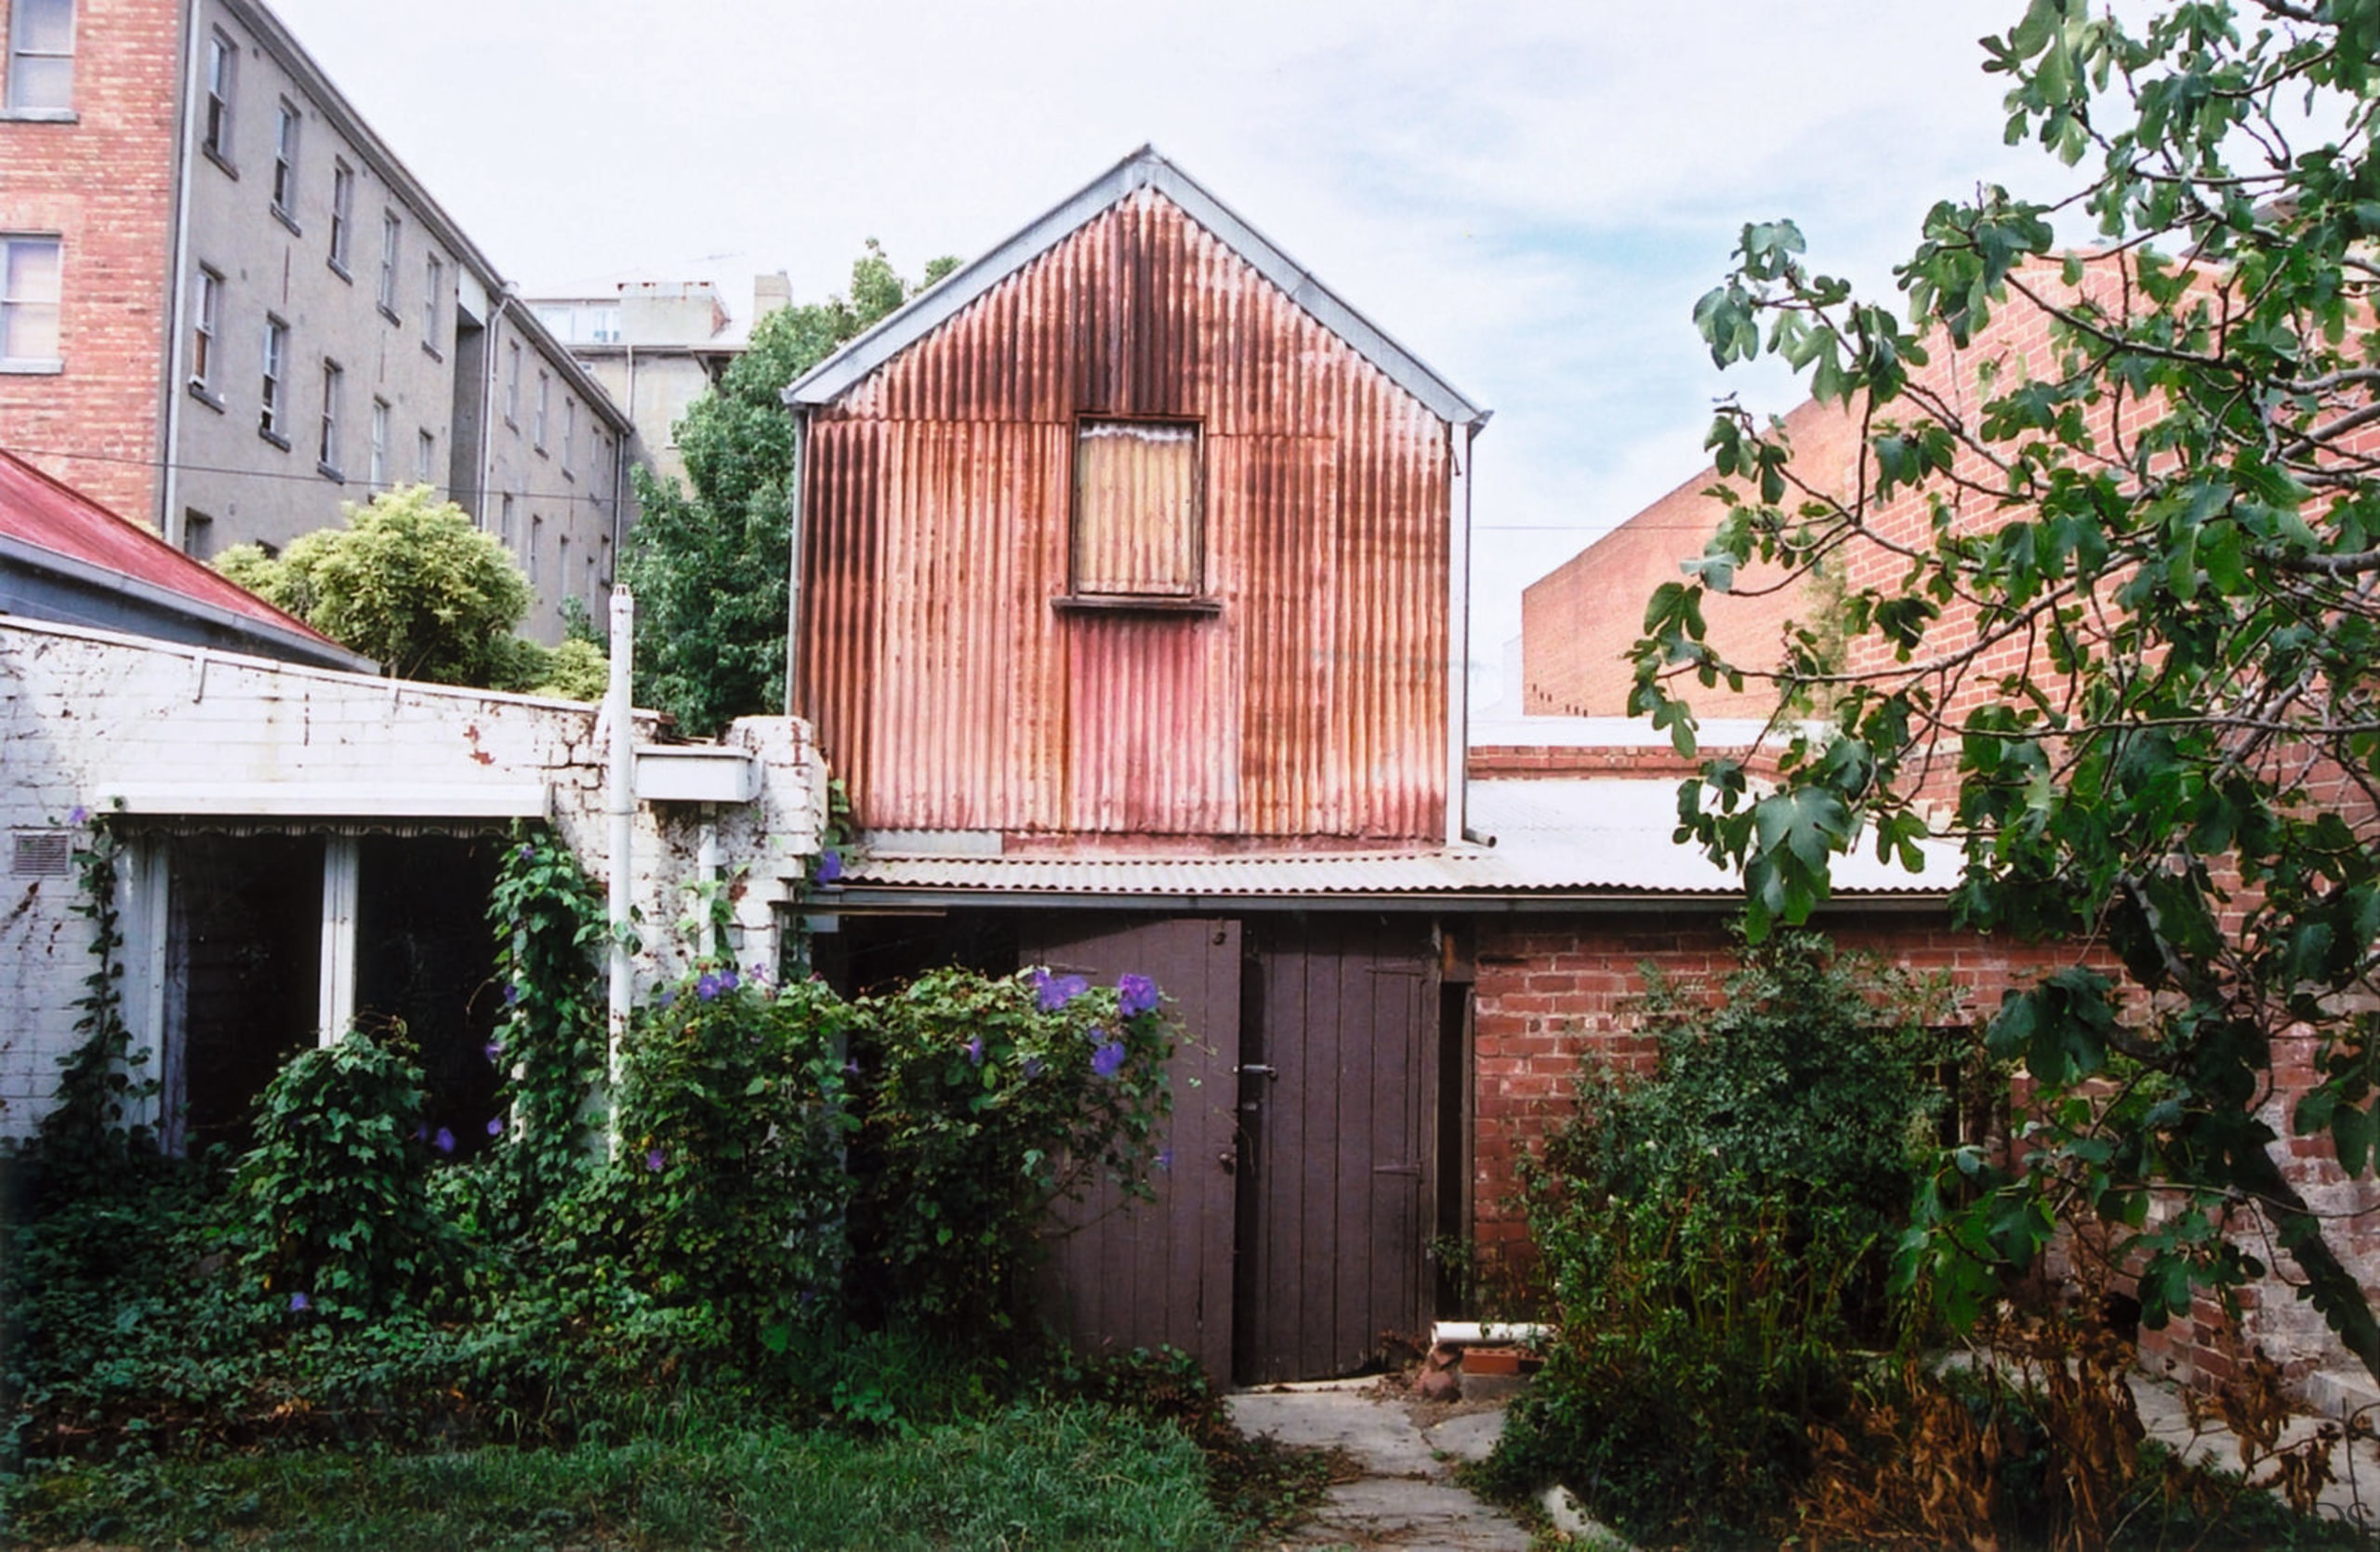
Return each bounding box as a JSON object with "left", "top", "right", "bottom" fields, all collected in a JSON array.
[
  {"left": 782, "top": 405, "right": 809, "bottom": 713},
  {"left": 805, "top": 884, "right": 1959, "bottom": 916}
]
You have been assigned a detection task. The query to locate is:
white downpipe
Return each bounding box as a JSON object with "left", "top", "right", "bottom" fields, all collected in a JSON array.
[
  {"left": 1431, "top": 1320, "right": 1551, "bottom": 1348},
  {"left": 605, "top": 585, "right": 634, "bottom": 1143},
  {"left": 696, "top": 809, "right": 720, "bottom": 961},
  {"left": 317, "top": 837, "right": 360, "bottom": 1044}
]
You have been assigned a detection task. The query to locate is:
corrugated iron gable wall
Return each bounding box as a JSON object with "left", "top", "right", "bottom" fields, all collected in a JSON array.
[{"left": 798, "top": 189, "right": 1452, "bottom": 842}]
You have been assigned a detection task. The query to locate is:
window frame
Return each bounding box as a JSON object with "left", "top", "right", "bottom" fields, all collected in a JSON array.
[
  {"left": 1064, "top": 415, "right": 1210, "bottom": 604},
  {"left": 5, "top": 0, "right": 76, "bottom": 117},
  {"left": 327, "top": 159, "right": 354, "bottom": 275},
  {"left": 316, "top": 357, "right": 342, "bottom": 476},
  {"left": 258, "top": 314, "right": 289, "bottom": 444},
  {"left": 368, "top": 396, "right": 389, "bottom": 487},
  {"left": 377, "top": 210, "right": 401, "bottom": 319},
  {"left": 0, "top": 232, "right": 62, "bottom": 371},
  {"left": 533, "top": 370, "right": 549, "bottom": 452},
  {"left": 416, "top": 428, "right": 434, "bottom": 484},
  {"left": 270, "top": 98, "right": 300, "bottom": 226},
  {"left": 562, "top": 397, "right": 575, "bottom": 478},
  {"left": 202, "top": 29, "right": 235, "bottom": 168},
  {"left": 421, "top": 251, "right": 443, "bottom": 351},
  {"left": 189, "top": 266, "right": 222, "bottom": 401},
  {"left": 504, "top": 339, "right": 522, "bottom": 426}
]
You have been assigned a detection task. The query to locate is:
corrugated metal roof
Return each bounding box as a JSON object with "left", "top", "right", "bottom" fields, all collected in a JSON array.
[
  {"left": 785, "top": 146, "right": 1488, "bottom": 430},
  {"left": 0, "top": 450, "right": 373, "bottom": 671},
  {"left": 829, "top": 779, "right": 1961, "bottom": 904}
]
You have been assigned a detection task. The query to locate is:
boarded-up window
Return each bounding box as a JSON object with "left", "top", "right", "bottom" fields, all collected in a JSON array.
[{"left": 1073, "top": 420, "right": 1200, "bottom": 596}]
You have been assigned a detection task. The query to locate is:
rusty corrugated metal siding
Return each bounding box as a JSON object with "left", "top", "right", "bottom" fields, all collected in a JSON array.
[{"left": 798, "top": 188, "right": 1451, "bottom": 842}]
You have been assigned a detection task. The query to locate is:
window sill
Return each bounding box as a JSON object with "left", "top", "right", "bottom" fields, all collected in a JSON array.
[
  {"left": 421, "top": 341, "right": 443, "bottom": 364},
  {"left": 1051, "top": 593, "right": 1221, "bottom": 617},
  {"left": 377, "top": 302, "right": 402, "bottom": 327},
  {"left": 0, "top": 107, "right": 76, "bottom": 123},
  {"left": 271, "top": 206, "right": 302, "bottom": 237},
  {"left": 328, "top": 258, "right": 351, "bottom": 284},
  {"left": 0, "top": 358, "right": 64, "bottom": 375},
  {"left": 188, "top": 380, "right": 225, "bottom": 412},
  {"left": 203, "top": 145, "right": 237, "bottom": 179},
  {"left": 316, "top": 461, "right": 345, "bottom": 484},
  {"left": 258, "top": 426, "right": 291, "bottom": 451}
]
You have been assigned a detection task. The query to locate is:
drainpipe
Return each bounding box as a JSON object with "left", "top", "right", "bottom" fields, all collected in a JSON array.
[
  {"left": 605, "top": 583, "right": 635, "bottom": 1143},
  {"left": 1446, "top": 418, "right": 1479, "bottom": 849},
  {"left": 158, "top": 0, "right": 203, "bottom": 546},
  {"left": 696, "top": 807, "right": 720, "bottom": 960},
  {"left": 782, "top": 407, "right": 809, "bottom": 714}
]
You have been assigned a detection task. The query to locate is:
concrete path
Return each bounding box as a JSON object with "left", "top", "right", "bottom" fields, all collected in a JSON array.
[{"left": 1226, "top": 1378, "right": 1535, "bottom": 1551}]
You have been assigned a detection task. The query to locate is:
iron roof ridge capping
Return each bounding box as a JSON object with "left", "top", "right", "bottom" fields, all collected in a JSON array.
[{"left": 780, "top": 144, "right": 1492, "bottom": 431}]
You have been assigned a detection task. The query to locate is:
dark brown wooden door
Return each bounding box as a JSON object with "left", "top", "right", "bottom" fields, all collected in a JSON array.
[
  {"left": 1021, "top": 917, "right": 1242, "bottom": 1382},
  {"left": 1236, "top": 920, "right": 1437, "bottom": 1384}
]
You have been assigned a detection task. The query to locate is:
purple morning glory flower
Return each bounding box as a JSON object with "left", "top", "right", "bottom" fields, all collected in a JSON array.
[
  {"left": 1091, "top": 1039, "right": 1127, "bottom": 1080},
  {"left": 484, "top": 1040, "right": 502, "bottom": 1063},
  {"left": 695, "top": 972, "right": 722, "bottom": 1002},
  {"left": 486, "top": 1116, "right": 504, "bottom": 1136},
  {"left": 413, "top": 1123, "right": 428, "bottom": 1141},
  {"left": 432, "top": 1127, "right": 455, "bottom": 1155},
  {"left": 517, "top": 843, "right": 536, "bottom": 860},
  {"left": 645, "top": 1147, "right": 665, "bottom": 1173},
  {"left": 815, "top": 848, "right": 843, "bottom": 883},
  {"left": 1034, "top": 969, "right": 1088, "bottom": 1013},
  {"left": 844, "top": 1057, "right": 862, "bottom": 1076},
  {"left": 504, "top": 983, "right": 521, "bottom": 1005},
  {"left": 1117, "top": 974, "right": 1159, "bottom": 1017},
  {"left": 719, "top": 968, "right": 739, "bottom": 991},
  {"left": 288, "top": 1292, "right": 311, "bottom": 1312},
  {"left": 964, "top": 1035, "right": 985, "bottom": 1067},
  {"left": 1023, "top": 1055, "right": 1044, "bottom": 1080},
  {"left": 658, "top": 986, "right": 676, "bottom": 1007},
  {"left": 67, "top": 804, "right": 88, "bottom": 826},
  {"left": 1156, "top": 1147, "right": 1173, "bottom": 1173}
]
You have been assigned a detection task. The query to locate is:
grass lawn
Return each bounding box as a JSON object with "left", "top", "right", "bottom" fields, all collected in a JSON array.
[{"left": 0, "top": 1401, "right": 1248, "bottom": 1549}]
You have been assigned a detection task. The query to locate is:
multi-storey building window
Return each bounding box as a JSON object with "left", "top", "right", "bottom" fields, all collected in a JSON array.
[
  {"left": 527, "top": 514, "right": 542, "bottom": 583},
  {"left": 1072, "top": 418, "right": 1202, "bottom": 597},
  {"left": 189, "top": 268, "right": 221, "bottom": 394},
  {"left": 5, "top": 0, "right": 75, "bottom": 114},
  {"left": 369, "top": 398, "right": 389, "bottom": 487},
  {"left": 422, "top": 253, "right": 443, "bottom": 348},
  {"left": 533, "top": 370, "right": 549, "bottom": 450},
  {"left": 499, "top": 492, "right": 515, "bottom": 545},
  {"left": 258, "top": 316, "right": 288, "bottom": 441},
  {"left": 504, "top": 340, "right": 522, "bottom": 425},
  {"left": 0, "top": 233, "right": 60, "bottom": 368},
  {"left": 377, "top": 212, "right": 401, "bottom": 316},
  {"left": 202, "top": 30, "right": 234, "bottom": 163},
  {"left": 416, "top": 429, "right": 434, "bottom": 483},
  {"left": 329, "top": 160, "right": 354, "bottom": 273},
  {"left": 562, "top": 398, "right": 575, "bottom": 478},
  {"left": 317, "top": 359, "right": 342, "bottom": 473},
  {"left": 271, "top": 100, "right": 300, "bottom": 221}
]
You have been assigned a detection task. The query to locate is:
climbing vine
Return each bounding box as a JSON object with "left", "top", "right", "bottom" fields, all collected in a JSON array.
[
  {"left": 486, "top": 824, "right": 607, "bottom": 1210},
  {"left": 35, "top": 812, "right": 159, "bottom": 1182}
]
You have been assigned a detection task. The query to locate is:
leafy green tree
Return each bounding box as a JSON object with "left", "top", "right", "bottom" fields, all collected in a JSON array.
[
  {"left": 624, "top": 243, "right": 960, "bottom": 735},
  {"left": 1634, "top": 0, "right": 2380, "bottom": 1383},
  {"left": 218, "top": 484, "right": 531, "bottom": 685}
]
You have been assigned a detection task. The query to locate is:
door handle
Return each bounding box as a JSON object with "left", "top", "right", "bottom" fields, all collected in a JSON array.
[
  {"left": 1240, "top": 1064, "right": 1277, "bottom": 1078},
  {"left": 1372, "top": 1163, "right": 1422, "bottom": 1176}
]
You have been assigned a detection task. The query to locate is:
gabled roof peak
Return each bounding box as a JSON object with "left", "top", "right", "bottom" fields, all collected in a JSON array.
[{"left": 785, "top": 146, "right": 1488, "bottom": 429}]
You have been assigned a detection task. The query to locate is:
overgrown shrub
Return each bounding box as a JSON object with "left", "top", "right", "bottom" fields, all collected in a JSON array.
[
  {"left": 848, "top": 965, "right": 1173, "bottom": 1332},
  {"left": 233, "top": 1027, "right": 462, "bottom": 1321},
  {"left": 1478, "top": 933, "right": 1961, "bottom": 1544}
]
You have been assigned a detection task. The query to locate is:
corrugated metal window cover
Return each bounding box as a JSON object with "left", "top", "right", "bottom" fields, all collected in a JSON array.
[{"left": 1073, "top": 419, "right": 1200, "bottom": 596}]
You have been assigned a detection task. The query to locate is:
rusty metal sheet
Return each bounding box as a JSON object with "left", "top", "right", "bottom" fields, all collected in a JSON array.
[{"left": 796, "top": 189, "right": 1452, "bottom": 844}]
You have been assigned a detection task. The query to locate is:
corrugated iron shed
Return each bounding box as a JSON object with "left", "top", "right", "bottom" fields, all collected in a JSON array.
[{"left": 0, "top": 450, "right": 372, "bottom": 671}]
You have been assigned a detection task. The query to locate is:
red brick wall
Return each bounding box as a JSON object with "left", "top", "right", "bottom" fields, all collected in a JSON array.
[
  {"left": 1463, "top": 910, "right": 2081, "bottom": 1293},
  {"left": 0, "top": 0, "right": 183, "bottom": 527}
]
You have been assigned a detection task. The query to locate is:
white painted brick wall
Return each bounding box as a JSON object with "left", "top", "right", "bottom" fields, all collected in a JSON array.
[{"left": 0, "top": 618, "right": 823, "bottom": 1140}]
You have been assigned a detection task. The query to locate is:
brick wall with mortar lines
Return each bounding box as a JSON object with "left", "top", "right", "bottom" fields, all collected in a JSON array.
[
  {"left": 0, "top": 0, "right": 184, "bottom": 525},
  {"left": 0, "top": 617, "right": 824, "bottom": 1135}
]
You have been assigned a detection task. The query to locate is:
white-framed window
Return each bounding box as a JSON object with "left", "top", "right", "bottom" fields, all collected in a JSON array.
[
  {"left": 416, "top": 428, "right": 434, "bottom": 482},
  {"left": 558, "top": 534, "right": 569, "bottom": 602},
  {"left": 504, "top": 339, "right": 521, "bottom": 425},
  {"left": 258, "top": 315, "right": 288, "bottom": 441},
  {"left": 527, "top": 514, "right": 541, "bottom": 583},
  {"left": 499, "top": 492, "right": 515, "bottom": 546},
  {"left": 6, "top": 0, "right": 75, "bottom": 114},
  {"left": 562, "top": 397, "right": 575, "bottom": 477},
  {"left": 421, "top": 252, "right": 443, "bottom": 346},
  {"left": 1071, "top": 418, "right": 1202, "bottom": 597},
  {"left": 181, "top": 511, "right": 214, "bottom": 562},
  {"left": 316, "top": 358, "right": 342, "bottom": 472},
  {"left": 202, "top": 30, "right": 233, "bottom": 162},
  {"left": 377, "top": 211, "right": 400, "bottom": 315},
  {"left": 328, "top": 160, "right": 353, "bottom": 272},
  {"left": 533, "top": 370, "right": 549, "bottom": 450},
  {"left": 369, "top": 397, "right": 388, "bottom": 486},
  {"left": 0, "top": 232, "right": 60, "bottom": 367},
  {"left": 271, "top": 99, "right": 299, "bottom": 219},
  {"left": 189, "top": 267, "right": 220, "bottom": 392}
]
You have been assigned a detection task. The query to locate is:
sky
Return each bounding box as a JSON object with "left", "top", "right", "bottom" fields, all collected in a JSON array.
[{"left": 270, "top": 0, "right": 2056, "bottom": 705}]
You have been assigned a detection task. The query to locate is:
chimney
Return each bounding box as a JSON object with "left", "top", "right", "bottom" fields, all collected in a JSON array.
[{"left": 754, "top": 272, "right": 792, "bottom": 322}]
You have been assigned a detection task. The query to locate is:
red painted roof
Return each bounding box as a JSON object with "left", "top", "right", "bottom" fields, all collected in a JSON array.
[{"left": 0, "top": 449, "right": 340, "bottom": 646}]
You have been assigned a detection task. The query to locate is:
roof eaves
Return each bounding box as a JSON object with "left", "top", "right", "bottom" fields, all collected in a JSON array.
[
  {"left": 784, "top": 145, "right": 1489, "bottom": 429},
  {"left": 0, "top": 533, "right": 379, "bottom": 673}
]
